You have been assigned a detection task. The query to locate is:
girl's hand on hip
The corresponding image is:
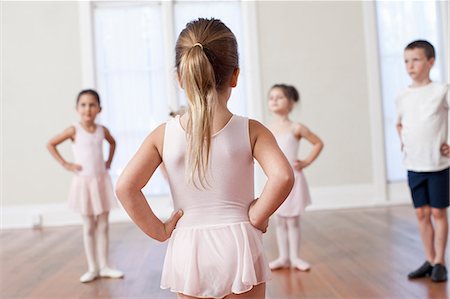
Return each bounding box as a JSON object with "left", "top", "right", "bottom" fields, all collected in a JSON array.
[
  {"left": 293, "top": 159, "right": 309, "bottom": 171},
  {"left": 248, "top": 199, "right": 269, "bottom": 233},
  {"left": 162, "top": 210, "right": 183, "bottom": 240},
  {"left": 105, "top": 160, "right": 112, "bottom": 169},
  {"left": 64, "top": 162, "right": 82, "bottom": 172}
]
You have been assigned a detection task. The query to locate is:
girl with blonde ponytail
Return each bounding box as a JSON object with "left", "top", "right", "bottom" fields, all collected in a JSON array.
[{"left": 116, "top": 18, "right": 294, "bottom": 298}]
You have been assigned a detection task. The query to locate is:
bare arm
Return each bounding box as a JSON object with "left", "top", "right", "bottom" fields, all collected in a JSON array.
[
  {"left": 396, "top": 122, "right": 404, "bottom": 151},
  {"left": 103, "top": 126, "right": 116, "bottom": 169},
  {"left": 46, "top": 126, "right": 81, "bottom": 172},
  {"left": 115, "top": 124, "right": 182, "bottom": 242},
  {"left": 249, "top": 120, "right": 295, "bottom": 232},
  {"left": 441, "top": 87, "right": 450, "bottom": 157},
  {"left": 293, "top": 124, "right": 323, "bottom": 170}
]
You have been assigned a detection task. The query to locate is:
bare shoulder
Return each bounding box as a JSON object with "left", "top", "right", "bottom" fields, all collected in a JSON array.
[
  {"left": 249, "top": 119, "right": 276, "bottom": 149},
  {"left": 102, "top": 125, "right": 111, "bottom": 134},
  {"left": 148, "top": 123, "right": 167, "bottom": 154},
  {"left": 249, "top": 119, "right": 272, "bottom": 138},
  {"left": 249, "top": 119, "right": 266, "bottom": 133},
  {"left": 65, "top": 125, "right": 76, "bottom": 135},
  {"left": 65, "top": 125, "right": 76, "bottom": 141},
  {"left": 292, "top": 122, "right": 310, "bottom": 138},
  {"left": 49, "top": 125, "right": 76, "bottom": 144}
]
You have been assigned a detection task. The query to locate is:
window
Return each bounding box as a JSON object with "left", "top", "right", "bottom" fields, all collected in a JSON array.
[
  {"left": 375, "top": 1, "right": 445, "bottom": 182},
  {"left": 92, "top": 1, "right": 248, "bottom": 195}
]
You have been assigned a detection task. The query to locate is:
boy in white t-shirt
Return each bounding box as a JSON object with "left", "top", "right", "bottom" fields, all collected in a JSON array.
[{"left": 396, "top": 40, "right": 450, "bottom": 283}]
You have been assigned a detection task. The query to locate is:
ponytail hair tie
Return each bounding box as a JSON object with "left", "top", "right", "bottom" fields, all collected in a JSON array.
[{"left": 193, "top": 42, "right": 204, "bottom": 50}]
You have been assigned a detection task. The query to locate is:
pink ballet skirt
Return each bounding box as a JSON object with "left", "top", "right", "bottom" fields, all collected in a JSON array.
[
  {"left": 161, "top": 221, "right": 268, "bottom": 298},
  {"left": 274, "top": 169, "right": 311, "bottom": 217},
  {"left": 68, "top": 123, "right": 117, "bottom": 216},
  {"left": 68, "top": 172, "right": 117, "bottom": 216},
  {"left": 160, "top": 115, "right": 271, "bottom": 298},
  {"left": 274, "top": 132, "right": 312, "bottom": 217}
]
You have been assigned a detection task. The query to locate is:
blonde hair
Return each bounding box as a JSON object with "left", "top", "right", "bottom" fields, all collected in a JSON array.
[{"left": 175, "top": 18, "right": 238, "bottom": 188}]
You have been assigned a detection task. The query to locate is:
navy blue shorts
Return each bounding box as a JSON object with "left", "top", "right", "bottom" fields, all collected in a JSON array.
[{"left": 407, "top": 167, "right": 450, "bottom": 209}]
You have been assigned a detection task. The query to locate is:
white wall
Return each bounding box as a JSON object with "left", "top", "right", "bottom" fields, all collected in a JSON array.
[
  {"left": 257, "top": 1, "right": 373, "bottom": 187},
  {"left": 3, "top": 1, "right": 82, "bottom": 207},
  {"left": 2, "top": 1, "right": 408, "bottom": 228}
]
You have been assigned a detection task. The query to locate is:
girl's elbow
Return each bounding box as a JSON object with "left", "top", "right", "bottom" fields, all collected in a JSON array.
[
  {"left": 115, "top": 179, "right": 132, "bottom": 201},
  {"left": 286, "top": 170, "right": 295, "bottom": 190},
  {"left": 277, "top": 168, "right": 294, "bottom": 190},
  {"left": 318, "top": 142, "right": 324, "bottom": 151},
  {"left": 46, "top": 142, "right": 54, "bottom": 151}
]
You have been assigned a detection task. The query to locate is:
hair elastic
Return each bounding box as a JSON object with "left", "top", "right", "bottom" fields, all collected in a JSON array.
[{"left": 193, "top": 42, "right": 204, "bottom": 50}]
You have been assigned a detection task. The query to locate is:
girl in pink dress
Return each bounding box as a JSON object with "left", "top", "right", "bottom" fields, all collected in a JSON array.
[
  {"left": 47, "top": 89, "right": 123, "bottom": 283},
  {"left": 267, "top": 84, "right": 324, "bottom": 271},
  {"left": 116, "top": 18, "right": 294, "bottom": 298}
]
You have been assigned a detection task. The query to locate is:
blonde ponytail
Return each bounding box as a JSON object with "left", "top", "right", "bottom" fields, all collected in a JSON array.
[
  {"left": 179, "top": 45, "right": 218, "bottom": 188},
  {"left": 175, "top": 18, "right": 239, "bottom": 188}
]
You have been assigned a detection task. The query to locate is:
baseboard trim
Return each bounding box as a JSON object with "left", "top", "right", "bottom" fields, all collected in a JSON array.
[
  {"left": 1, "top": 197, "right": 173, "bottom": 230},
  {"left": 2, "top": 183, "right": 410, "bottom": 229}
]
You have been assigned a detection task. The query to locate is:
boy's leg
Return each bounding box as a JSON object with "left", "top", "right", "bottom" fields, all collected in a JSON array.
[
  {"left": 408, "top": 170, "right": 435, "bottom": 278},
  {"left": 429, "top": 168, "right": 450, "bottom": 282},
  {"left": 416, "top": 206, "right": 436, "bottom": 263},
  {"left": 430, "top": 208, "right": 448, "bottom": 282},
  {"left": 431, "top": 208, "right": 448, "bottom": 265},
  {"left": 408, "top": 205, "right": 435, "bottom": 279},
  {"left": 429, "top": 168, "right": 450, "bottom": 265}
]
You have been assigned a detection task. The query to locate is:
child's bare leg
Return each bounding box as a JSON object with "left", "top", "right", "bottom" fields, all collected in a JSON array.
[
  {"left": 177, "top": 294, "right": 213, "bottom": 299},
  {"left": 269, "top": 216, "right": 289, "bottom": 269},
  {"left": 96, "top": 212, "right": 124, "bottom": 278},
  {"left": 286, "top": 216, "right": 310, "bottom": 271},
  {"left": 431, "top": 208, "right": 448, "bottom": 264},
  {"left": 80, "top": 215, "right": 98, "bottom": 282},
  {"left": 177, "top": 283, "right": 265, "bottom": 299},
  {"left": 226, "top": 283, "right": 265, "bottom": 298},
  {"left": 416, "top": 205, "right": 435, "bottom": 262}
]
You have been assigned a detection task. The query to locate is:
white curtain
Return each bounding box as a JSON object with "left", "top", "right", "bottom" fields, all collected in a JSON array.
[
  {"left": 376, "top": 1, "right": 445, "bottom": 182},
  {"left": 94, "top": 3, "right": 169, "bottom": 195},
  {"left": 93, "top": 1, "right": 246, "bottom": 196}
]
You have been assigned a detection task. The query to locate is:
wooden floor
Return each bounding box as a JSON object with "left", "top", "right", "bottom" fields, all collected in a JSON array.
[{"left": 1, "top": 205, "right": 449, "bottom": 299}]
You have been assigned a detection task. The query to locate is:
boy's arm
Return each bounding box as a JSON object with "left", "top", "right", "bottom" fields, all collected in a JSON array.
[
  {"left": 441, "top": 85, "right": 450, "bottom": 157},
  {"left": 396, "top": 122, "right": 404, "bottom": 152},
  {"left": 103, "top": 127, "right": 116, "bottom": 169},
  {"left": 47, "top": 126, "right": 81, "bottom": 172}
]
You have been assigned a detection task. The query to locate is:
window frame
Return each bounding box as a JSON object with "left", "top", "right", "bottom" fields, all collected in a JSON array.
[
  {"left": 78, "top": 0, "right": 265, "bottom": 196},
  {"left": 361, "top": 0, "right": 449, "bottom": 203}
]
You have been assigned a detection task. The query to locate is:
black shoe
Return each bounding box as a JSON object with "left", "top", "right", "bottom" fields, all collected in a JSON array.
[
  {"left": 431, "top": 264, "right": 447, "bottom": 282},
  {"left": 408, "top": 261, "right": 433, "bottom": 279}
]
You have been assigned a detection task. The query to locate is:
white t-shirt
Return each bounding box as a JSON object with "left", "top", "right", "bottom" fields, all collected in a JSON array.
[{"left": 396, "top": 82, "right": 450, "bottom": 172}]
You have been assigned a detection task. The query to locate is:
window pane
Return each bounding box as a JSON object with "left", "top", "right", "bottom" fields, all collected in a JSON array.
[
  {"left": 93, "top": 3, "right": 170, "bottom": 195},
  {"left": 174, "top": 1, "right": 247, "bottom": 116},
  {"left": 376, "top": 1, "right": 444, "bottom": 182}
]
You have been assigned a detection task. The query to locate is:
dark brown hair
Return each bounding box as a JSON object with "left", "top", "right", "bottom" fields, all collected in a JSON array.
[
  {"left": 405, "top": 40, "right": 435, "bottom": 60},
  {"left": 271, "top": 84, "right": 300, "bottom": 103},
  {"left": 76, "top": 89, "right": 101, "bottom": 105}
]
